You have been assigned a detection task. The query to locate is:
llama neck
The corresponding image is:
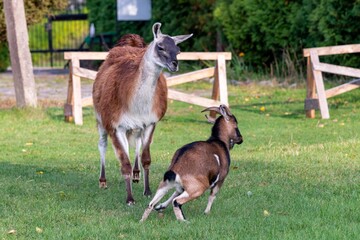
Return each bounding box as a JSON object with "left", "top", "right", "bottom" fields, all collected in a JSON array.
[{"left": 142, "top": 41, "right": 163, "bottom": 82}]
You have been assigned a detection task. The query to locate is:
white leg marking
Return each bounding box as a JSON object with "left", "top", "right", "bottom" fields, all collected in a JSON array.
[
  {"left": 140, "top": 181, "right": 174, "bottom": 222},
  {"left": 98, "top": 125, "right": 108, "bottom": 178},
  {"left": 114, "top": 127, "right": 130, "bottom": 158},
  {"left": 173, "top": 191, "right": 189, "bottom": 221},
  {"left": 205, "top": 185, "right": 219, "bottom": 214},
  {"left": 155, "top": 190, "right": 182, "bottom": 210}
]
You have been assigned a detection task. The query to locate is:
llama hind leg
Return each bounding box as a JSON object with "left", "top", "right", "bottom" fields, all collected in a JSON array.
[
  {"left": 110, "top": 127, "right": 135, "bottom": 205},
  {"left": 97, "top": 124, "right": 108, "bottom": 188},
  {"left": 141, "top": 124, "right": 155, "bottom": 196},
  {"left": 132, "top": 137, "right": 142, "bottom": 183}
]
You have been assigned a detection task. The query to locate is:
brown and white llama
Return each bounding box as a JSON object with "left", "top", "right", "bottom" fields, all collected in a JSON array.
[{"left": 92, "top": 23, "right": 192, "bottom": 205}]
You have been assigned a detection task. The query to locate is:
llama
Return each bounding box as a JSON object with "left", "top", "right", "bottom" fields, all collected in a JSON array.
[
  {"left": 92, "top": 23, "right": 192, "bottom": 205},
  {"left": 140, "top": 105, "right": 243, "bottom": 221}
]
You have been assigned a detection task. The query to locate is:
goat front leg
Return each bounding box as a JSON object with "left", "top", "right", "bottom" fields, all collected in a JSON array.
[
  {"left": 204, "top": 184, "right": 220, "bottom": 214},
  {"left": 97, "top": 123, "right": 108, "bottom": 188},
  {"left": 110, "top": 128, "right": 135, "bottom": 205},
  {"left": 141, "top": 124, "right": 155, "bottom": 196}
]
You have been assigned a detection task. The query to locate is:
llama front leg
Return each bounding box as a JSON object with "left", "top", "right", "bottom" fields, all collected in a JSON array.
[
  {"left": 141, "top": 124, "right": 155, "bottom": 196},
  {"left": 110, "top": 127, "right": 135, "bottom": 205},
  {"left": 97, "top": 124, "right": 108, "bottom": 188}
]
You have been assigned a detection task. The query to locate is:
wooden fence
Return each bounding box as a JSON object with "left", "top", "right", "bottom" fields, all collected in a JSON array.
[
  {"left": 303, "top": 44, "right": 360, "bottom": 119},
  {"left": 64, "top": 52, "right": 232, "bottom": 125}
]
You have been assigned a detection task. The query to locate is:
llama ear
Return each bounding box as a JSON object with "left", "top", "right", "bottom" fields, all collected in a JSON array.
[
  {"left": 152, "top": 22, "right": 162, "bottom": 39},
  {"left": 172, "top": 34, "right": 193, "bottom": 45}
]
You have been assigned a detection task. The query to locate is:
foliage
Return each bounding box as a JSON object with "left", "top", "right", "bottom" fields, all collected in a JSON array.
[
  {"left": 86, "top": 0, "right": 117, "bottom": 34},
  {"left": 0, "top": 42, "right": 10, "bottom": 71},
  {"left": 0, "top": 0, "right": 67, "bottom": 43},
  {"left": 215, "top": 0, "right": 360, "bottom": 73},
  {"left": 87, "top": 0, "right": 219, "bottom": 52},
  {"left": 0, "top": 0, "right": 67, "bottom": 71},
  {"left": 0, "top": 83, "right": 359, "bottom": 239}
]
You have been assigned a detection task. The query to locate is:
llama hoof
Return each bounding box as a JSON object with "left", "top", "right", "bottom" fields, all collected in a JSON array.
[
  {"left": 143, "top": 189, "right": 152, "bottom": 197},
  {"left": 99, "top": 180, "right": 107, "bottom": 189},
  {"left": 132, "top": 171, "right": 140, "bottom": 183},
  {"left": 126, "top": 198, "right": 136, "bottom": 206}
]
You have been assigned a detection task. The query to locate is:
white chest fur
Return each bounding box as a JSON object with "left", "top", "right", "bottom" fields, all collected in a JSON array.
[{"left": 118, "top": 68, "right": 160, "bottom": 130}]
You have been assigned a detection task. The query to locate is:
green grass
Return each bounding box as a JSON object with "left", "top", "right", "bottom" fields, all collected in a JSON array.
[{"left": 0, "top": 84, "right": 359, "bottom": 239}]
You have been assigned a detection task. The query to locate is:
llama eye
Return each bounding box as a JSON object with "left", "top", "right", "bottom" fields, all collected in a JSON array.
[{"left": 157, "top": 45, "right": 165, "bottom": 51}]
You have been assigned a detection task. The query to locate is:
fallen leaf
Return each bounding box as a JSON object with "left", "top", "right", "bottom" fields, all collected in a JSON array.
[
  {"left": 36, "top": 227, "right": 43, "bottom": 233},
  {"left": 36, "top": 171, "right": 44, "bottom": 175},
  {"left": 260, "top": 106, "right": 266, "bottom": 112},
  {"left": 263, "top": 210, "right": 270, "bottom": 217},
  {"left": 25, "top": 142, "right": 33, "bottom": 146},
  {"left": 7, "top": 229, "right": 16, "bottom": 234}
]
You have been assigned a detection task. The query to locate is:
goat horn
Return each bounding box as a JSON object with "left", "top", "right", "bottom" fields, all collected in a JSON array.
[{"left": 201, "top": 106, "right": 220, "bottom": 114}]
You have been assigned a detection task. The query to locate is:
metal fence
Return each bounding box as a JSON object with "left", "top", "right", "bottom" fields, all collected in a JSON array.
[{"left": 29, "top": 12, "right": 89, "bottom": 68}]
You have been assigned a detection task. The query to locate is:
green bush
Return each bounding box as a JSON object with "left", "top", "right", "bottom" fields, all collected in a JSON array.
[
  {"left": 87, "top": 0, "right": 360, "bottom": 80},
  {"left": 215, "top": 0, "right": 360, "bottom": 74},
  {"left": 0, "top": 42, "right": 10, "bottom": 71}
]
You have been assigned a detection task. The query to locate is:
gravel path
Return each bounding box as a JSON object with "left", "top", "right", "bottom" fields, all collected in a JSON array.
[{"left": 0, "top": 70, "right": 93, "bottom": 107}]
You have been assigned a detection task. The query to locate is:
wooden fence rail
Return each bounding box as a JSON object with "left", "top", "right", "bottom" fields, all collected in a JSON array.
[
  {"left": 303, "top": 44, "right": 360, "bottom": 119},
  {"left": 64, "top": 51, "right": 232, "bottom": 125}
]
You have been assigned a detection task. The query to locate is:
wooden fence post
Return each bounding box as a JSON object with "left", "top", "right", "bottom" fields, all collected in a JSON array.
[
  {"left": 64, "top": 61, "right": 74, "bottom": 122},
  {"left": 71, "top": 58, "right": 83, "bottom": 125},
  {"left": 305, "top": 57, "right": 316, "bottom": 118},
  {"left": 310, "top": 50, "right": 330, "bottom": 119}
]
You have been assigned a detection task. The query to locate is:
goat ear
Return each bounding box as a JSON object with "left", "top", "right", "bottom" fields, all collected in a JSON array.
[
  {"left": 152, "top": 22, "right": 162, "bottom": 39},
  {"left": 172, "top": 34, "right": 193, "bottom": 45},
  {"left": 204, "top": 114, "right": 216, "bottom": 124},
  {"left": 219, "top": 105, "right": 232, "bottom": 121}
]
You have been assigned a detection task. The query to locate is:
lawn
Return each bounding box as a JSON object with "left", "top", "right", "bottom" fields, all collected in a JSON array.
[{"left": 0, "top": 83, "right": 359, "bottom": 239}]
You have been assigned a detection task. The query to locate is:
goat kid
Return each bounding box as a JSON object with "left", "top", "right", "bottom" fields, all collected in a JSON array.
[
  {"left": 140, "top": 105, "right": 243, "bottom": 222},
  {"left": 92, "top": 23, "right": 192, "bottom": 205}
]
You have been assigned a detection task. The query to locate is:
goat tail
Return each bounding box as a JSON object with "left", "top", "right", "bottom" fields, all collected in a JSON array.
[
  {"left": 114, "top": 34, "right": 147, "bottom": 48},
  {"left": 163, "top": 170, "right": 177, "bottom": 182}
]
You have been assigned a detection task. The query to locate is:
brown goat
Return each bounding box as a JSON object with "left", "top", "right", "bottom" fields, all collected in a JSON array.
[
  {"left": 92, "top": 23, "right": 192, "bottom": 205},
  {"left": 140, "top": 105, "right": 243, "bottom": 221}
]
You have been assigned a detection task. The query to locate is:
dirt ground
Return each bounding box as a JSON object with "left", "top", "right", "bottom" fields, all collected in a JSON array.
[{"left": 0, "top": 70, "right": 93, "bottom": 108}]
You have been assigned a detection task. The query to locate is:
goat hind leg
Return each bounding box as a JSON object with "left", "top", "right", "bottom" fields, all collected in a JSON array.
[
  {"left": 140, "top": 181, "right": 172, "bottom": 222},
  {"left": 155, "top": 190, "right": 182, "bottom": 211},
  {"left": 173, "top": 185, "right": 206, "bottom": 221}
]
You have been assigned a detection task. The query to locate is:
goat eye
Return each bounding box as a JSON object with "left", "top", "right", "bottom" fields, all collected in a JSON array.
[{"left": 157, "top": 45, "right": 165, "bottom": 51}]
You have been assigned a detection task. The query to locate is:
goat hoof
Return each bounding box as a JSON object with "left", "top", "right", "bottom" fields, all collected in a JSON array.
[{"left": 126, "top": 200, "right": 136, "bottom": 206}]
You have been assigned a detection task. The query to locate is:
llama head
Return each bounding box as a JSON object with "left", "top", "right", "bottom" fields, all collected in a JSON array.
[{"left": 151, "top": 22, "right": 193, "bottom": 72}]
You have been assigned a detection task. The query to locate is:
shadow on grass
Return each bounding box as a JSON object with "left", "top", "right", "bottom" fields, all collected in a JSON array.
[{"left": 0, "top": 161, "right": 137, "bottom": 212}]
